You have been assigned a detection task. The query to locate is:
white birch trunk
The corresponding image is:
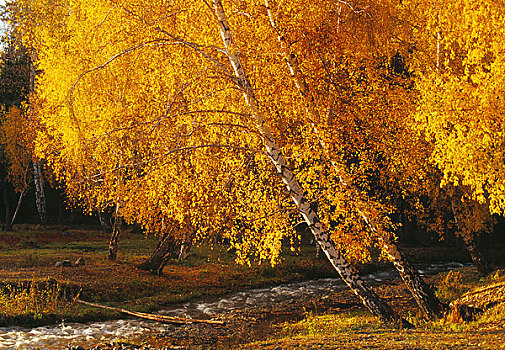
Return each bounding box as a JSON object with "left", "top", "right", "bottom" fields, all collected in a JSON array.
[
  {"left": 212, "top": 0, "right": 397, "bottom": 322},
  {"left": 10, "top": 163, "right": 30, "bottom": 226},
  {"left": 28, "top": 46, "right": 47, "bottom": 225},
  {"left": 10, "top": 188, "right": 26, "bottom": 226},
  {"left": 108, "top": 204, "right": 122, "bottom": 261},
  {"left": 264, "top": 0, "right": 445, "bottom": 318},
  {"left": 32, "top": 160, "right": 47, "bottom": 224}
]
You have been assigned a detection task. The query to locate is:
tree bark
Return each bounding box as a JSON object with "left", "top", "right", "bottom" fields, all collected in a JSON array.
[
  {"left": 451, "top": 194, "right": 492, "bottom": 276},
  {"left": 264, "top": 0, "right": 444, "bottom": 319},
  {"left": 381, "top": 237, "right": 445, "bottom": 317},
  {"left": 32, "top": 160, "right": 47, "bottom": 224},
  {"left": 10, "top": 187, "right": 26, "bottom": 227},
  {"left": 108, "top": 205, "right": 122, "bottom": 261},
  {"left": 137, "top": 225, "right": 196, "bottom": 275},
  {"left": 137, "top": 231, "right": 177, "bottom": 275},
  {"left": 213, "top": 0, "right": 399, "bottom": 323},
  {"left": 1, "top": 181, "right": 13, "bottom": 231},
  {"left": 463, "top": 234, "right": 492, "bottom": 276},
  {"left": 10, "top": 162, "right": 30, "bottom": 227},
  {"left": 97, "top": 209, "right": 113, "bottom": 235}
]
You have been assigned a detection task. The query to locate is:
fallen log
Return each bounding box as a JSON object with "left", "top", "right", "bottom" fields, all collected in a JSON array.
[
  {"left": 77, "top": 299, "right": 225, "bottom": 325},
  {"left": 449, "top": 281, "right": 505, "bottom": 322}
]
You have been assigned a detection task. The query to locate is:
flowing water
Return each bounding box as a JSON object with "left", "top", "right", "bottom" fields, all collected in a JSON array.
[{"left": 0, "top": 262, "right": 467, "bottom": 349}]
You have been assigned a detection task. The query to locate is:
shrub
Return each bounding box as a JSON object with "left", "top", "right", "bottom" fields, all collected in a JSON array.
[{"left": 0, "top": 279, "right": 75, "bottom": 319}]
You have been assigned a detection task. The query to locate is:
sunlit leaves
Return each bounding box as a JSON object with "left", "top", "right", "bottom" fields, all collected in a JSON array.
[{"left": 410, "top": 0, "right": 505, "bottom": 215}]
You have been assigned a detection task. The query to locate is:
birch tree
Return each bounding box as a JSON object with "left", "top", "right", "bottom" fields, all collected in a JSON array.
[
  {"left": 8, "top": 0, "right": 430, "bottom": 322},
  {"left": 408, "top": 0, "right": 505, "bottom": 215},
  {"left": 0, "top": 35, "right": 32, "bottom": 228},
  {"left": 258, "top": 0, "right": 445, "bottom": 317}
]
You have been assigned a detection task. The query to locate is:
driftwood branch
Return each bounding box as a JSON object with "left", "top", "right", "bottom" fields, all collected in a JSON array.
[
  {"left": 77, "top": 299, "right": 225, "bottom": 325},
  {"left": 449, "top": 281, "right": 505, "bottom": 322}
]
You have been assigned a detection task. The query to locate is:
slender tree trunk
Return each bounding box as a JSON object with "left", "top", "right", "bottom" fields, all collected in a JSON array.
[
  {"left": 264, "top": 0, "right": 444, "bottom": 319},
  {"left": 10, "top": 162, "right": 30, "bottom": 227},
  {"left": 2, "top": 182, "right": 13, "bottom": 231},
  {"left": 462, "top": 234, "right": 492, "bottom": 276},
  {"left": 28, "top": 44, "right": 47, "bottom": 225},
  {"left": 213, "top": 0, "right": 399, "bottom": 323},
  {"left": 10, "top": 188, "right": 27, "bottom": 227},
  {"left": 32, "top": 160, "right": 47, "bottom": 224},
  {"left": 97, "top": 209, "right": 113, "bottom": 235},
  {"left": 451, "top": 195, "right": 492, "bottom": 276},
  {"left": 177, "top": 234, "right": 194, "bottom": 262},
  {"left": 108, "top": 205, "right": 122, "bottom": 261}
]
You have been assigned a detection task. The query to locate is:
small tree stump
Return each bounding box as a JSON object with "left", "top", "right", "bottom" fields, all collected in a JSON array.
[{"left": 450, "top": 282, "right": 505, "bottom": 322}]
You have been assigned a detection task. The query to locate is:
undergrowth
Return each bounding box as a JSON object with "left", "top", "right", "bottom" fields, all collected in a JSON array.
[
  {"left": 281, "top": 310, "right": 382, "bottom": 337},
  {"left": 0, "top": 278, "right": 76, "bottom": 319}
]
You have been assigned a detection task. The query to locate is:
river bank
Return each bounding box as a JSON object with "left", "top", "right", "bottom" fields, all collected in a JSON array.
[
  {"left": 65, "top": 266, "right": 505, "bottom": 350},
  {"left": 1, "top": 227, "right": 505, "bottom": 349}
]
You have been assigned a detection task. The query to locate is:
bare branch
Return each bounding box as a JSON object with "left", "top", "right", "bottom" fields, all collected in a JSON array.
[
  {"left": 89, "top": 7, "right": 114, "bottom": 43},
  {"left": 333, "top": 0, "right": 371, "bottom": 16},
  {"left": 113, "top": 1, "right": 234, "bottom": 79},
  {"left": 66, "top": 39, "right": 174, "bottom": 135},
  {"left": 87, "top": 144, "right": 260, "bottom": 181},
  {"left": 87, "top": 109, "right": 254, "bottom": 148}
]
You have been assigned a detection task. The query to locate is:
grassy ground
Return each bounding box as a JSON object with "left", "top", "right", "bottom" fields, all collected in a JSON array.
[
  {"left": 241, "top": 269, "right": 505, "bottom": 350},
  {"left": 0, "top": 226, "right": 337, "bottom": 325},
  {"left": 1, "top": 226, "right": 505, "bottom": 349},
  {"left": 139, "top": 267, "right": 505, "bottom": 350}
]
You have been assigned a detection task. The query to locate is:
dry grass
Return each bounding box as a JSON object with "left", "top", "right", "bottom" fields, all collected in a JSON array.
[
  {"left": 242, "top": 268, "right": 505, "bottom": 350},
  {"left": 0, "top": 278, "right": 75, "bottom": 320}
]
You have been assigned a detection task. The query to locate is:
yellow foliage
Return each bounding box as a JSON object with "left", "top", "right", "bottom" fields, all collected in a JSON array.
[
  {"left": 409, "top": 0, "right": 505, "bottom": 215},
  {"left": 0, "top": 105, "right": 34, "bottom": 192},
  {"left": 8, "top": 0, "right": 453, "bottom": 265}
]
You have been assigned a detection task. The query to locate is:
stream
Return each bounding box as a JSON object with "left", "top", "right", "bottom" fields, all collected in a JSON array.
[{"left": 0, "top": 262, "right": 467, "bottom": 350}]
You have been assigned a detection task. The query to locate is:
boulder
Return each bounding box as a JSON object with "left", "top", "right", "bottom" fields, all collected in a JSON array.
[{"left": 61, "top": 260, "right": 72, "bottom": 267}]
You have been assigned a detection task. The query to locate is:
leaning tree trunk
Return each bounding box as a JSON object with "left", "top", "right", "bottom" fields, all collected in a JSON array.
[
  {"left": 451, "top": 195, "right": 492, "bottom": 276},
  {"left": 380, "top": 237, "right": 445, "bottom": 317},
  {"left": 213, "top": 0, "right": 399, "bottom": 323},
  {"left": 463, "top": 234, "right": 492, "bottom": 276},
  {"left": 263, "top": 0, "right": 444, "bottom": 319},
  {"left": 32, "top": 160, "right": 47, "bottom": 225},
  {"left": 137, "top": 231, "right": 177, "bottom": 275},
  {"left": 10, "top": 188, "right": 27, "bottom": 227},
  {"left": 10, "top": 163, "right": 30, "bottom": 227},
  {"left": 138, "top": 225, "right": 196, "bottom": 275}
]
